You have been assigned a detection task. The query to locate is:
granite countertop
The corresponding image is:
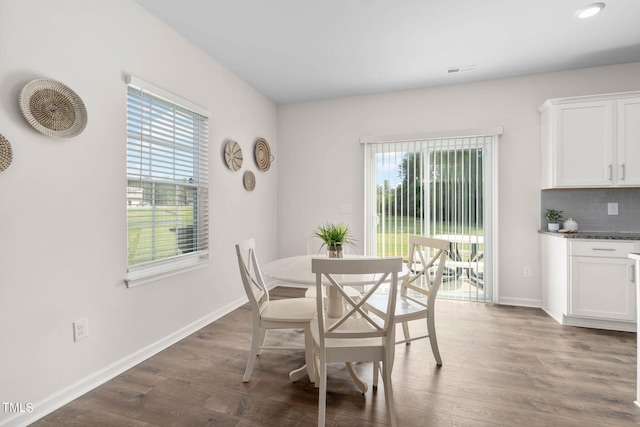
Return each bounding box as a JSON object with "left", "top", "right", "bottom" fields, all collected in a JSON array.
[{"left": 539, "top": 230, "right": 640, "bottom": 240}]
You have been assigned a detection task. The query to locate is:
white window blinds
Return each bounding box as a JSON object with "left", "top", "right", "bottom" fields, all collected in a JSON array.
[
  {"left": 126, "top": 77, "right": 209, "bottom": 284},
  {"left": 364, "top": 133, "right": 497, "bottom": 302}
]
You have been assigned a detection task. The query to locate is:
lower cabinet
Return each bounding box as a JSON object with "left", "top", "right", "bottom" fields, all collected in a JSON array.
[
  {"left": 570, "top": 255, "right": 635, "bottom": 321},
  {"left": 542, "top": 235, "right": 637, "bottom": 332}
]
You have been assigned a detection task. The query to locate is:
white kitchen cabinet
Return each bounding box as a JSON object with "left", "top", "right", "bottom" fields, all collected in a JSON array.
[
  {"left": 541, "top": 234, "right": 637, "bottom": 331},
  {"left": 570, "top": 241, "right": 636, "bottom": 321},
  {"left": 618, "top": 97, "right": 640, "bottom": 186},
  {"left": 629, "top": 253, "right": 640, "bottom": 407},
  {"left": 539, "top": 91, "right": 640, "bottom": 189}
]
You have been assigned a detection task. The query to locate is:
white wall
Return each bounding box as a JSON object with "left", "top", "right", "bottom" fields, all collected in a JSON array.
[
  {"left": 2, "top": 1, "right": 640, "bottom": 423},
  {"left": 277, "top": 62, "right": 640, "bottom": 307},
  {"left": 0, "top": 1, "right": 277, "bottom": 425}
]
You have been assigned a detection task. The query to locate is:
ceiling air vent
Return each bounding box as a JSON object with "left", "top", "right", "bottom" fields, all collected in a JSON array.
[{"left": 447, "top": 65, "right": 475, "bottom": 74}]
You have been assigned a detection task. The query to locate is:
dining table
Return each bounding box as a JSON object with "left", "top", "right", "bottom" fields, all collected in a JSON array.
[
  {"left": 262, "top": 254, "right": 410, "bottom": 391},
  {"left": 263, "top": 254, "right": 405, "bottom": 317}
]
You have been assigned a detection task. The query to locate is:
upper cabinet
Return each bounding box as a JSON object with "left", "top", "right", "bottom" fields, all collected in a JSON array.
[
  {"left": 539, "top": 92, "right": 640, "bottom": 189},
  {"left": 618, "top": 97, "right": 640, "bottom": 186}
]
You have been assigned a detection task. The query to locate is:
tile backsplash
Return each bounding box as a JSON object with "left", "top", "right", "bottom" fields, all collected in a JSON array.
[{"left": 541, "top": 188, "right": 640, "bottom": 232}]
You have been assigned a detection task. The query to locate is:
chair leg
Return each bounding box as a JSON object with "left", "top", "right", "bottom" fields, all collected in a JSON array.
[
  {"left": 401, "top": 321, "right": 411, "bottom": 345},
  {"left": 318, "top": 355, "right": 327, "bottom": 426},
  {"left": 243, "top": 326, "right": 262, "bottom": 382},
  {"left": 372, "top": 361, "right": 380, "bottom": 390},
  {"left": 381, "top": 359, "right": 397, "bottom": 427},
  {"left": 427, "top": 315, "right": 442, "bottom": 366}
]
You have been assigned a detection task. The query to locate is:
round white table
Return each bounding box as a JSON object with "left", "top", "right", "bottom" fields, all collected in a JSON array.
[
  {"left": 262, "top": 254, "right": 409, "bottom": 390},
  {"left": 263, "top": 255, "right": 403, "bottom": 317}
]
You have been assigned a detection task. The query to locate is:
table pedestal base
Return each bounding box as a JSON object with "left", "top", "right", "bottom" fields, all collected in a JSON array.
[
  {"left": 288, "top": 364, "right": 309, "bottom": 382},
  {"left": 288, "top": 362, "right": 368, "bottom": 393},
  {"left": 346, "top": 362, "right": 368, "bottom": 393}
]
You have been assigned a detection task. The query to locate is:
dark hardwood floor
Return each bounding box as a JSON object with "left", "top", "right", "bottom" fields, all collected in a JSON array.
[{"left": 33, "top": 287, "right": 639, "bottom": 426}]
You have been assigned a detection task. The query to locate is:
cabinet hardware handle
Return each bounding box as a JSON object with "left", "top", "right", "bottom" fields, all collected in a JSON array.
[
  {"left": 608, "top": 164, "right": 613, "bottom": 180},
  {"left": 591, "top": 248, "right": 616, "bottom": 251},
  {"left": 621, "top": 163, "right": 625, "bottom": 181}
]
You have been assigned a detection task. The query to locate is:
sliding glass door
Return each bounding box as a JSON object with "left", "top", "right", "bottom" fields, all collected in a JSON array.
[{"left": 364, "top": 135, "right": 495, "bottom": 302}]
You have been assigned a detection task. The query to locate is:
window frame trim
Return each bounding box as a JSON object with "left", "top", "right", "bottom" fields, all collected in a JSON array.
[
  {"left": 125, "top": 251, "right": 210, "bottom": 288},
  {"left": 125, "top": 76, "right": 210, "bottom": 288},
  {"left": 126, "top": 76, "right": 210, "bottom": 118}
]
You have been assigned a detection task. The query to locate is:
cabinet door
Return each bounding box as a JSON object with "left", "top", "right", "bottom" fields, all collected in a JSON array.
[
  {"left": 617, "top": 97, "right": 640, "bottom": 186},
  {"left": 570, "top": 256, "right": 636, "bottom": 321},
  {"left": 554, "top": 101, "right": 613, "bottom": 187}
]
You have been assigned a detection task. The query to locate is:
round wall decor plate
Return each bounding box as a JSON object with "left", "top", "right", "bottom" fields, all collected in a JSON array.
[
  {"left": 254, "top": 137, "right": 273, "bottom": 171},
  {"left": 19, "top": 78, "right": 88, "bottom": 138},
  {"left": 224, "top": 140, "right": 243, "bottom": 171},
  {"left": 0, "top": 134, "right": 13, "bottom": 172},
  {"left": 243, "top": 170, "right": 256, "bottom": 191}
]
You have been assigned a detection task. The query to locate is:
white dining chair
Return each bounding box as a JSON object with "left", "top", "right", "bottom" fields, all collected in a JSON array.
[
  {"left": 311, "top": 256, "right": 402, "bottom": 427},
  {"left": 304, "top": 284, "right": 362, "bottom": 303},
  {"left": 235, "top": 238, "right": 317, "bottom": 383},
  {"left": 365, "top": 235, "right": 449, "bottom": 370}
]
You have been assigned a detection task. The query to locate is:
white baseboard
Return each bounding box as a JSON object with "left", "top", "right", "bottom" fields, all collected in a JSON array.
[
  {"left": 541, "top": 307, "right": 636, "bottom": 332},
  {"left": 562, "top": 314, "right": 636, "bottom": 332},
  {"left": 1, "top": 296, "right": 248, "bottom": 427},
  {"left": 497, "top": 296, "right": 542, "bottom": 308}
]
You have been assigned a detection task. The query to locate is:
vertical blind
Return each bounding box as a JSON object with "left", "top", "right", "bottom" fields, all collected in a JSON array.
[
  {"left": 126, "top": 83, "right": 209, "bottom": 268},
  {"left": 365, "top": 135, "right": 493, "bottom": 302}
]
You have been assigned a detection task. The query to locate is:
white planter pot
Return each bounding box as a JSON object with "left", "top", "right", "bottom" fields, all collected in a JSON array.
[{"left": 548, "top": 223, "right": 560, "bottom": 232}]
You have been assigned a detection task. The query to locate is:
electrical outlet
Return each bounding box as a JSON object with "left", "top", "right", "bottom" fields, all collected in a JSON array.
[
  {"left": 608, "top": 202, "right": 619, "bottom": 215},
  {"left": 523, "top": 267, "right": 531, "bottom": 278},
  {"left": 73, "top": 318, "right": 89, "bottom": 342}
]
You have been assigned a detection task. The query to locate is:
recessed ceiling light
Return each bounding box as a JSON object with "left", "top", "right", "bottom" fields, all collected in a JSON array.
[{"left": 575, "top": 2, "right": 605, "bottom": 19}]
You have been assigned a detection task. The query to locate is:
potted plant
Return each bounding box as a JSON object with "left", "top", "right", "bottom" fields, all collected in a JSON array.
[
  {"left": 545, "top": 209, "right": 563, "bottom": 232},
  {"left": 313, "top": 222, "right": 356, "bottom": 258}
]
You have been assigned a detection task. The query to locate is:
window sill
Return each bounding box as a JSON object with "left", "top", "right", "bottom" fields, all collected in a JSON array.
[{"left": 125, "top": 252, "right": 210, "bottom": 288}]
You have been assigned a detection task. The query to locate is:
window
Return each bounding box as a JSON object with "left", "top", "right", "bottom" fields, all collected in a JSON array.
[
  {"left": 125, "top": 76, "right": 209, "bottom": 287},
  {"left": 364, "top": 130, "right": 500, "bottom": 302}
]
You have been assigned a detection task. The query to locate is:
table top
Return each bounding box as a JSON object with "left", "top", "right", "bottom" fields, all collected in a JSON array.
[{"left": 263, "top": 255, "right": 409, "bottom": 286}]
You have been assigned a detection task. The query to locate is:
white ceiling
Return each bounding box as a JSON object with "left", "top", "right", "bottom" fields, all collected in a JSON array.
[{"left": 133, "top": 0, "right": 640, "bottom": 105}]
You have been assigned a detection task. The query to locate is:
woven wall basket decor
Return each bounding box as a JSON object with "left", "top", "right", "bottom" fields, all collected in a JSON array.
[
  {"left": 19, "top": 78, "right": 88, "bottom": 138},
  {"left": 243, "top": 170, "right": 256, "bottom": 191},
  {"left": 224, "top": 140, "right": 243, "bottom": 171},
  {"left": 254, "top": 137, "right": 273, "bottom": 171},
  {"left": 0, "top": 134, "right": 13, "bottom": 172}
]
